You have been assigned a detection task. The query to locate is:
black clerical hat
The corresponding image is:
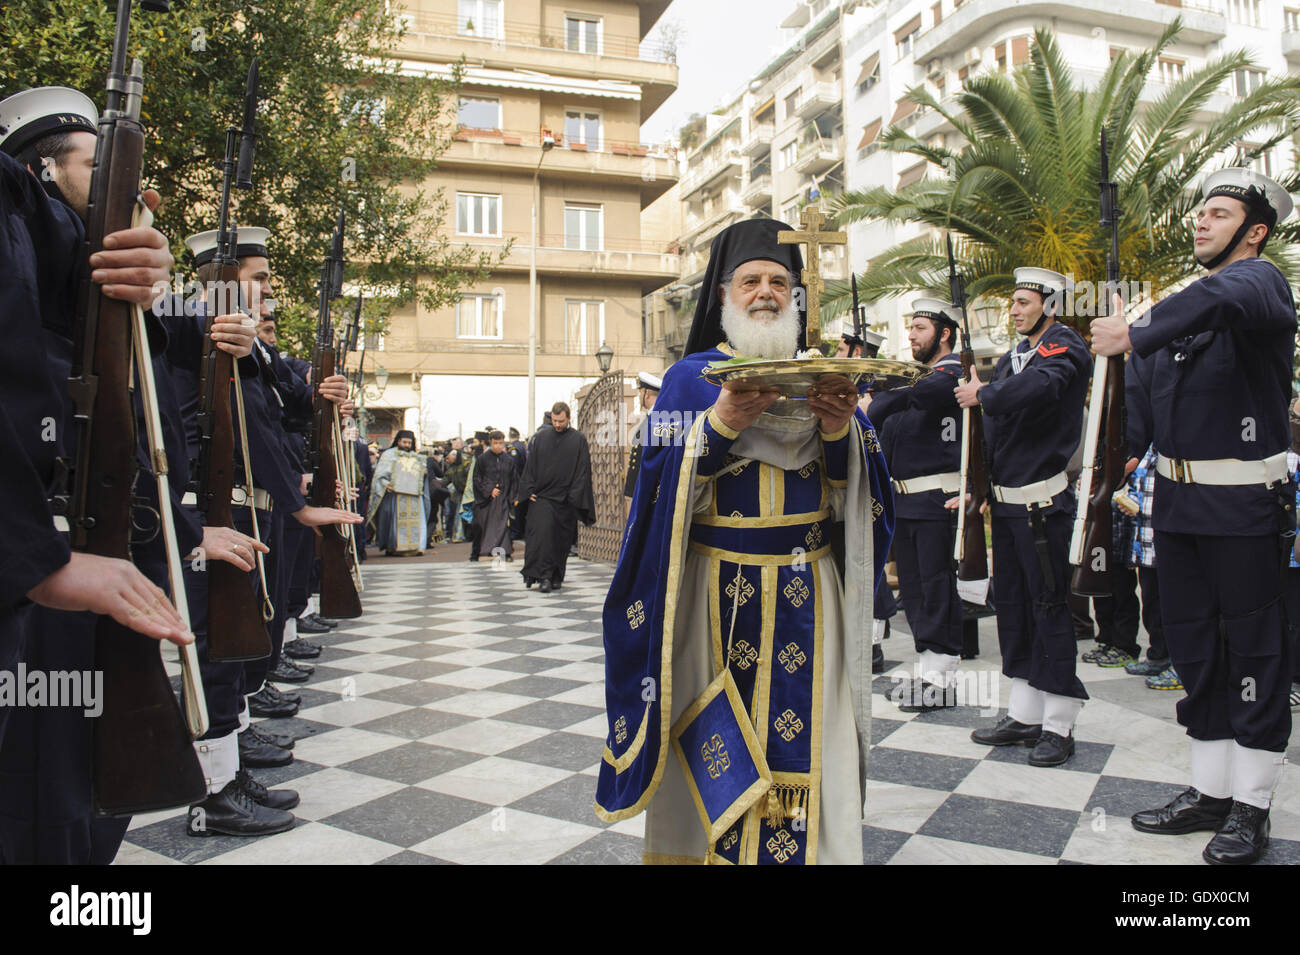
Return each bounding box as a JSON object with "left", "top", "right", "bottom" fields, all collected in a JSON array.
[{"left": 682, "top": 218, "right": 805, "bottom": 356}]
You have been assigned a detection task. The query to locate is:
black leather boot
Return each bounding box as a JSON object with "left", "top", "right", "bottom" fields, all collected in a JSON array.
[
  {"left": 237, "top": 768, "right": 300, "bottom": 811},
  {"left": 247, "top": 685, "right": 298, "bottom": 718},
  {"left": 297, "top": 615, "right": 331, "bottom": 634},
  {"left": 1130, "top": 787, "right": 1233, "bottom": 835},
  {"left": 1028, "top": 730, "right": 1075, "bottom": 767},
  {"left": 1203, "top": 802, "right": 1270, "bottom": 865},
  {"left": 268, "top": 659, "right": 310, "bottom": 684},
  {"left": 247, "top": 724, "right": 294, "bottom": 750},
  {"left": 283, "top": 638, "right": 322, "bottom": 660},
  {"left": 971, "top": 716, "right": 1042, "bottom": 746},
  {"left": 188, "top": 778, "right": 296, "bottom": 837},
  {"left": 897, "top": 680, "right": 957, "bottom": 713},
  {"left": 238, "top": 728, "right": 293, "bottom": 768}
]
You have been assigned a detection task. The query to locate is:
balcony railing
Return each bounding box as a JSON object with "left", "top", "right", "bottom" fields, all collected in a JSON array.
[
  {"left": 741, "top": 173, "right": 773, "bottom": 206},
  {"left": 452, "top": 126, "right": 676, "bottom": 161},
  {"left": 400, "top": 11, "right": 677, "bottom": 64},
  {"left": 742, "top": 124, "right": 775, "bottom": 158}
]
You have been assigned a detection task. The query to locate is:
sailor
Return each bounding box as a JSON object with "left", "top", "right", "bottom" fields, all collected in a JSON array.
[
  {"left": 1092, "top": 167, "right": 1297, "bottom": 865},
  {"left": 955, "top": 268, "right": 1090, "bottom": 766},
  {"left": 623, "top": 370, "right": 662, "bottom": 499},
  {"left": 864, "top": 299, "right": 966, "bottom": 709}
]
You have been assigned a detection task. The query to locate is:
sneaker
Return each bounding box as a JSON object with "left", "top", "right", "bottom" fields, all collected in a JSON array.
[
  {"left": 1094, "top": 646, "right": 1138, "bottom": 668},
  {"left": 1125, "top": 657, "right": 1170, "bottom": 677},
  {"left": 1146, "top": 666, "right": 1183, "bottom": 691},
  {"left": 1081, "top": 644, "right": 1112, "bottom": 664}
]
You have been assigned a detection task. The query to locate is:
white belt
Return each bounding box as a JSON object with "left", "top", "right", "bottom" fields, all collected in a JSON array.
[
  {"left": 52, "top": 515, "right": 69, "bottom": 533},
  {"left": 1155, "top": 452, "right": 1288, "bottom": 487},
  {"left": 991, "top": 470, "right": 1068, "bottom": 507},
  {"left": 181, "top": 487, "right": 274, "bottom": 511},
  {"left": 892, "top": 471, "right": 962, "bottom": 496}
]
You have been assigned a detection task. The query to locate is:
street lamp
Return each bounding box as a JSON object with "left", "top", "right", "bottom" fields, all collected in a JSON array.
[
  {"left": 354, "top": 365, "right": 390, "bottom": 438},
  {"left": 528, "top": 132, "right": 556, "bottom": 432},
  {"left": 595, "top": 341, "right": 614, "bottom": 373}
]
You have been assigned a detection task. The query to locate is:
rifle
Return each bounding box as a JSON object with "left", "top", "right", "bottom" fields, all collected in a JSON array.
[
  {"left": 1069, "top": 128, "right": 1127, "bottom": 596},
  {"left": 65, "top": 0, "right": 207, "bottom": 815},
  {"left": 193, "top": 58, "right": 270, "bottom": 662},
  {"left": 310, "top": 212, "right": 363, "bottom": 618},
  {"left": 948, "top": 234, "right": 991, "bottom": 587}
]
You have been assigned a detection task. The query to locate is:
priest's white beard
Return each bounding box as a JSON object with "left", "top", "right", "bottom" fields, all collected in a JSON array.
[{"left": 720, "top": 293, "right": 800, "bottom": 359}]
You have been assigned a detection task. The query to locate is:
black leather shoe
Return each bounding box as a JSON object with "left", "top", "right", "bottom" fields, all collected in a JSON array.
[
  {"left": 284, "top": 657, "right": 315, "bottom": 676},
  {"left": 971, "top": 716, "right": 1042, "bottom": 747},
  {"left": 236, "top": 768, "right": 300, "bottom": 811},
  {"left": 248, "top": 724, "right": 294, "bottom": 750},
  {"left": 188, "top": 779, "right": 295, "bottom": 837},
  {"left": 1131, "top": 787, "right": 1233, "bottom": 835},
  {"left": 283, "top": 638, "right": 322, "bottom": 660},
  {"left": 896, "top": 680, "right": 957, "bottom": 712},
  {"left": 261, "top": 682, "right": 301, "bottom": 705},
  {"left": 538, "top": 579, "right": 552, "bottom": 593},
  {"left": 309, "top": 614, "right": 339, "bottom": 629},
  {"left": 1028, "top": 730, "right": 1075, "bottom": 767},
  {"left": 247, "top": 686, "right": 298, "bottom": 718},
  {"left": 524, "top": 578, "right": 535, "bottom": 589},
  {"left": 1203, "top": 802, "right": 1270, "bottom": 865},
  {"left": 237, "top": 729, "right": 293, "bottom": 768},
  {"left": 269, "top": 659, "right": 310, "bottom": 684},
  {"left": 872, "top": 645, "right": 884, "bottom": 674},
  {"left": 296, "top": 616, "right": 331, "bottom": 634},
  {"left": 551, "top": 578, "right": 563, "bottom": 590}
]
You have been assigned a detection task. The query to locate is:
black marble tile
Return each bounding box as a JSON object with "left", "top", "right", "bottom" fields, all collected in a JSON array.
[
  {"left": 871, "top": 717, "right": 906, "bottom": 746},
  {"left": 357, "top": 707, "right": 474, "bottom": 740},
  {"left": 862, "top": 825, "right": 911, "bottom": 865},
  {"left": 339, "top": 741, "right": 480, "bottom": 784},
  {"left": 292, "top": 665, "right": 353, "bottom": 687},
  {"left": 125, "top": 813, "right": 301, "bottom": 864},
  {"left": 867, "top": 747, "right": 980, "bottom": 792},
  {"left": 285, "top": 687, "right": 345, "bottom": 711},
  {"left": 480, "top": 655, "right": 570, "bottom": 674},
  {"left": 251, "top": 716, "right": 336, "bottom": 741},
  {"left": 498, "top": 732, "right": 603, "bottom": 772},
  {"left": 365, "top": 681, "right": 470, "bottom": 706},
  {"left": 383, "top": 643, "right": 463, "bottom": 660},
  {"left": 508, "top": 773, "right": 604, "bottom": 827},
  {"left": 1083, "top": 775, "right": 1192, "bottom": 819},
  {"left": 910, "top": 705, "right": 1007, "bottom": 730},
  {"left": 246, "top": 758, "right": 327, "bottom": 789},
  {"left": 488, "top": 639, "right": 558, "bottom": 655},
  {"left": 378, "top": 659, "right": 468, "bottom": 680},
  {"left": 1261, "top": 837, "right": 1300, "bottom": 865},
  {"left": 918, "top": 793, "right": 1080, "bottom": 858},
  {"left": 489, "top": 674, "right": 586, "bottom": 699},
  {"left": 547, "top": 831, "right": 642, "bottom": 865},
  {"left": 495, "top": 700, "right": 604, "bottom": 730},
  {"left": 321, "top": 787, "right": 491, "bottom": 848},
  {"left": 376, "top": 850, "right": 456, "bottom": 865},
  {"left": 984, "top": 738, "right": 1113, "bottom": 774},
  {"left": 313, "top": 646, "right": 366, "bottom": 664}
]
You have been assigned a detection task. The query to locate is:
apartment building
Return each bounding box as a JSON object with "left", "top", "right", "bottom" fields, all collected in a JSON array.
[{"left": 358, "top": 0, "right": 679, "bottom": 443}]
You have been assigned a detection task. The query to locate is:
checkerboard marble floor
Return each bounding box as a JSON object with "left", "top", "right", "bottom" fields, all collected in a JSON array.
[{"left": 120, "top": 559, "right": 1300, "bottom": 865}]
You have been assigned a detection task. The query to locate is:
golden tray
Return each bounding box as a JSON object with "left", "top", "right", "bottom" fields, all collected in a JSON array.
[{"left": 702, "top": 357, "right": 931, "bottom": 397}]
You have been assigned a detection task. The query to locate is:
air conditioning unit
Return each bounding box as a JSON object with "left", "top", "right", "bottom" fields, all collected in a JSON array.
[
  {"left": 965, "top": 46, "right": 982, "bottom": 65},
  {"left": 927, "top": 59, "right": 942, "bottom": 77}
]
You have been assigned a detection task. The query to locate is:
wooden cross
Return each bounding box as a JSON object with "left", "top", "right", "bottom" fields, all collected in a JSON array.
[{"left": 778, "top": 205, "right": 847, "bottom": 351}]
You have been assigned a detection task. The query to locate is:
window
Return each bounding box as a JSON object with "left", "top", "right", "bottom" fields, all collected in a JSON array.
[
  {"left": 1286, "top": 7, "right": 1300, "bottom": 30},
  {"left": 1225, "top": 0, "right": 1261, "bottom": 25},
  {"left": 895, "top": 15, "right": 921, "bottom": 59},
  {"left": 957, "top": 64, "right": 971, "bottom": 83},
  {"left": 995, "top": 36, "right": 1029, "bottom": 71},
  {"left": 856, "top": 53, "right": 881, "bottom": 95},
  {"left": 564, "top": 203, "right": 602, "bottom": 250},
  {"left": 456, "top": 193, "right": 500, "bottom": 237},
  {"left": 1234, "top": 67, "right": 1265, "bottom": 97},
  {"left": 784, "top": 88, "right": 802, "bottom": 119},
  {"left": 1109, "top": 46, "right": 1126, "bottom": 62},
  {"left": 1242, "top": 143, "right": 1273, "bottom": 178},
  {"left": 458, "top": 0, "right": 502, "bottom": 38},
  {"left": 1157, "top": 56, "right": 1185, "bottom": 85},
  {"left": 780, "top": 200, "right": 800, "bottom": 224},
  {"left": 564, "top": 300, "right": 605, "bottom": 355},
  {"left": 457, "top": 94, "right": 500, "bottom": 130},
  {"left": 456, "top": 292, "right": 503, "bottom": 340},
  {"left": 778, "top": 141, "right": 798, "bottom": 170},
  {"left": 566, "top": 15, "right": 601, "bottom": 53},
  {"left": 932, "top": 2, "right": 943, "bottom": 27},
  {"left": 564, "top": 110, "right": 601, "bottom": 149}
]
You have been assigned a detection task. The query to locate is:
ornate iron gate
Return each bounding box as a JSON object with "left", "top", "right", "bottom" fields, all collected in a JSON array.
[{"left": 577, "top": 370, "right": 627, "bottom": 564}]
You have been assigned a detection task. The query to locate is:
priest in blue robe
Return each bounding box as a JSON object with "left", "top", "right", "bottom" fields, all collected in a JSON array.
[{"left": 595, "top": 218, "right": 894, "bottom": 864}]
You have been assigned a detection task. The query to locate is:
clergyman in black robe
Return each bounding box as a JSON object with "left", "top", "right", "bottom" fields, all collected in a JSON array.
[
  {"left": 519, "top": 403, "right": 595, "bottom": 592},
  {"left": 472, "top": 431, "right": 518, "bottom": 562}
]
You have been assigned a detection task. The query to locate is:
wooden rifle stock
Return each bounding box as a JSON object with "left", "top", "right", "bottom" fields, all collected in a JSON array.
[
  {"left": 1070, "top": 355, "right": 1126, "bottom": 595},
  {"left": 956, "top": 348, "right": 990, "bottom": 582},
  {"left": 68, "top": 37, "right": 203, "bottom": 814},
  {"left": 194, "top": 260, "right": 271, "bottom": 660},
  {"left": 311, "top": 345, "right": 362, "bottom": 618}
]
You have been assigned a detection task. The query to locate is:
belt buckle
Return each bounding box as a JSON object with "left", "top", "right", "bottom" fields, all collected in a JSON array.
[{"left": 1172, "top": 458, "right": 1188, "bottom": 483}]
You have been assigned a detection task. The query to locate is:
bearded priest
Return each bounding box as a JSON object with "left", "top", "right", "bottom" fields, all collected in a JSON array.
[{"left": 594, "top": 218, "right": 895, "bottom": 864}]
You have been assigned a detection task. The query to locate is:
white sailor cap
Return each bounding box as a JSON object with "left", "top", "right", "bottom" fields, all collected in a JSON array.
[
  {"left": 185, "top": 226, "right": 271, "bottom": 268},
  {"left": 637, "top": 371, "right": 662, "bottom": 392},
  {"left": 1013, "top": 267, "right": 1072, "bottom": 298},
  {"left": 0, "top": 87, "right": 97, "bottom": 158},
  {"left": 1202, "top": 167, "right": 1293, "bottom": 223},
  {"left": 911, "top": 297, "right": 960, "bottom": 327}
]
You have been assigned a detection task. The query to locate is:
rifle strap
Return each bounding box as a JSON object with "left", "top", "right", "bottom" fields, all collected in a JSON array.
[
  {"left": 233, "top": 371, "right": 274, "bottom": 622},
  {"left": 1028, "top": 503, "right": 1058, "bottom": 603}
]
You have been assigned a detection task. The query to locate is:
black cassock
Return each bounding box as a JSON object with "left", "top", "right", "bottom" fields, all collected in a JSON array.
[
  {"left": 519, "top": 426, "right": 595, "bottom": 585},
  {"left": 473, "top": 448, "right": 517, "bottom": 557}
]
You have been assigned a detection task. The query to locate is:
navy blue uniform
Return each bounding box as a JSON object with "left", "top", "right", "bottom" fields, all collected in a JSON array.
[
  {"left": 869, "top": 352, "right": 964, "bottom": 657},
  {"left": 978, "top": 321, "right": 1090, "bottom": 699},
  {"left": 1128, "top": 257, "right": 1297, "bottom": 752},
  {"left": 278, "top": 353, "right": 318, "bottom": 621}
]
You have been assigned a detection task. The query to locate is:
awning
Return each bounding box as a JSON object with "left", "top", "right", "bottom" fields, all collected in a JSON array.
[
  {"left": 890, "top": 97, "right": 919, "bottom": 124},
  {"left": 894, "top": 14, "right": 921, "bottom": 41},
  {"left": 857, "top": 119, "right": 882, "bottom": 149},
  {"left": 395, "top": 61, "right": 641, "bottom": 101},
  {"left": 752, "top": 96, "right": 775, "bottom": 122},
  {"left": 897, "top": 161, "right": 927, "bottom": 188},
  {"left": 856, "top": 52, "right": 881, "bottom": 85}
]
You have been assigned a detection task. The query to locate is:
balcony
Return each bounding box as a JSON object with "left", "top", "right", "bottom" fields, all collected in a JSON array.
[
  {"left": 794, "top": 137, "right": 843, "bottom": 175},
  {"left": 795, "top": 82, "right": 841, "bottom": 120},
  {"left": 914, "top": 0, "right": 1226, "bottom": 62},
  {"left": 741, "top": 173, "right": 773, "bottom": 207},
  {"left": 681, "top": 201, "right": 747, "bottom": 248},
  {"left": 445, "top": 128, "right": 678, "bottom": 206},
  {"left": 397, "top": 12, "right": 678, "bottom": 120},
  {"left": 678, "top": 150, "right": 743, "bottom": 199},
  {"left": 743, "top": 124, "right": 775, "bottom": 158},
  {"left": 1284, "top": 32, "right": 1300, "bottom": 65},
  {"left": 467, "top": 233, "right": 680, "bottom": 293}
]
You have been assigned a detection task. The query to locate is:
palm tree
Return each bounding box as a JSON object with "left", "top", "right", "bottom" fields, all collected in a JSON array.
[{"left": 825, "top": 23, "right": 1300, "bottom": 332}]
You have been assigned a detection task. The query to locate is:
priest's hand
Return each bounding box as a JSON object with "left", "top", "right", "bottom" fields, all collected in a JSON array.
[
  {"left": 954, "top": 367, "right": 982, "bottom": 408},
  {"left": 319, "top": 374, "right": 349, "bottom": 405},
  {"left": 1090, "top": 292, "right": 1131, "bottom": 357},
  {"left": 808, "top": 375, "right": 857, "bottom": 435},
  {"left": 716, "top": 382, "right": 781, "bottom": 433},
  {"left": 27, "top": 553, "right": 192, "bottom": 646},
  {"left": 491, "top": 487, "right": 500, "bottom": 498},
  {"left": 210, "top": 313, "right": 257, "bottom": 358}
]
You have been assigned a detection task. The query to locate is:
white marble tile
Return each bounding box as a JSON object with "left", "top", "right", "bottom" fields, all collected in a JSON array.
[
  {"left": 329, "top": 636, "right": 418, "bottom": 654},
  {"left": 422, "top": 690, "right": 537, "bottom": 718},
  {"left": 864, "top": 779, "right": 952, "bottom": 833},
  {"left": 430, "top": 648, "right": 517, "bottom": 667},
  {"left": 208, "top": 822, "right": 399, "bottom": 866},
  {"left": 1060, "top": 819, "right": 1210, "bottom": 866},
  {"left": 424, "top": 667, "right": 519, "bottom": 690},
  {"left": 532, "top": 644, "right": 605, "bottom": 662},
  {"left": 532, "top": 661, "right": 605, "bottom": 683},
  {"left": 547, "top": 684, "right": 607, "bottom": 708},
  {"left": 297, "top": 697, "right": 410, "bottom": 728},
  {"left": 874, "top": 719, "right": 980, "bottom": 759},
  {"left": 524, "top": 629, "right": 600, "bottom": 645},
  {"left": 428, "top": 632, "right": 510, "bottom": 649},
  {"left": 428, "top": 619, "right": 511, "bottom": 634},
  {"left": 562, "top": 714, "right": 610, "bottom": 739},
  {"left": 955, "top": 759, "right": 1101, "bottom": 812},
  {"left": 336, "top": 624, "right": 420, "bottom": 638},
  {"left": 888, "top": 833, "right": 1058, "bottom": 865},
  {"left": 871, "top": 691, "right": 921, "bottom": 722},
  {"left": 417, "top": 756, "right": 573, "bottom": 805},
  {"left": 419, "top": 717, "right": 549, "bottom": 755},
  {"left": 317, "top": 652, "right": 412, "bottom": 673},
  {"left": 607, "top": 813, "right": 645, "bottom": 838},
  {"left": 113, "top": 842, "right": 184, "bottom": 865},
  {"left": 310, "top": 671, "right": 412, "bottom": 697},
  {"left": 291, "top": 727, "right": 406, "bottom": 766},
  {"left": 408, "top": 808, "right": 600, "bottom": 865},
  {"left": 285, "top": 768, "right": 407, "bottom": 821}
]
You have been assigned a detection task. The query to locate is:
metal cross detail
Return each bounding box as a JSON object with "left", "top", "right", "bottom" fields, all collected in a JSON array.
[{"left": 777, "top": 205, "right": 847, "bottom": 351}]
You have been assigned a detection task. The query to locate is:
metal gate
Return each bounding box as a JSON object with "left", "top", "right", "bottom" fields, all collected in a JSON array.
[{"left": 577, "top": 370, "right": 627, "bottom": 564}]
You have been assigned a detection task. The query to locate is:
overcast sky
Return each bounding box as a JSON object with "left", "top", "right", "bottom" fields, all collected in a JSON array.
[{"left": 641, "top": 0, "right": 803, "bottom": 145}]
